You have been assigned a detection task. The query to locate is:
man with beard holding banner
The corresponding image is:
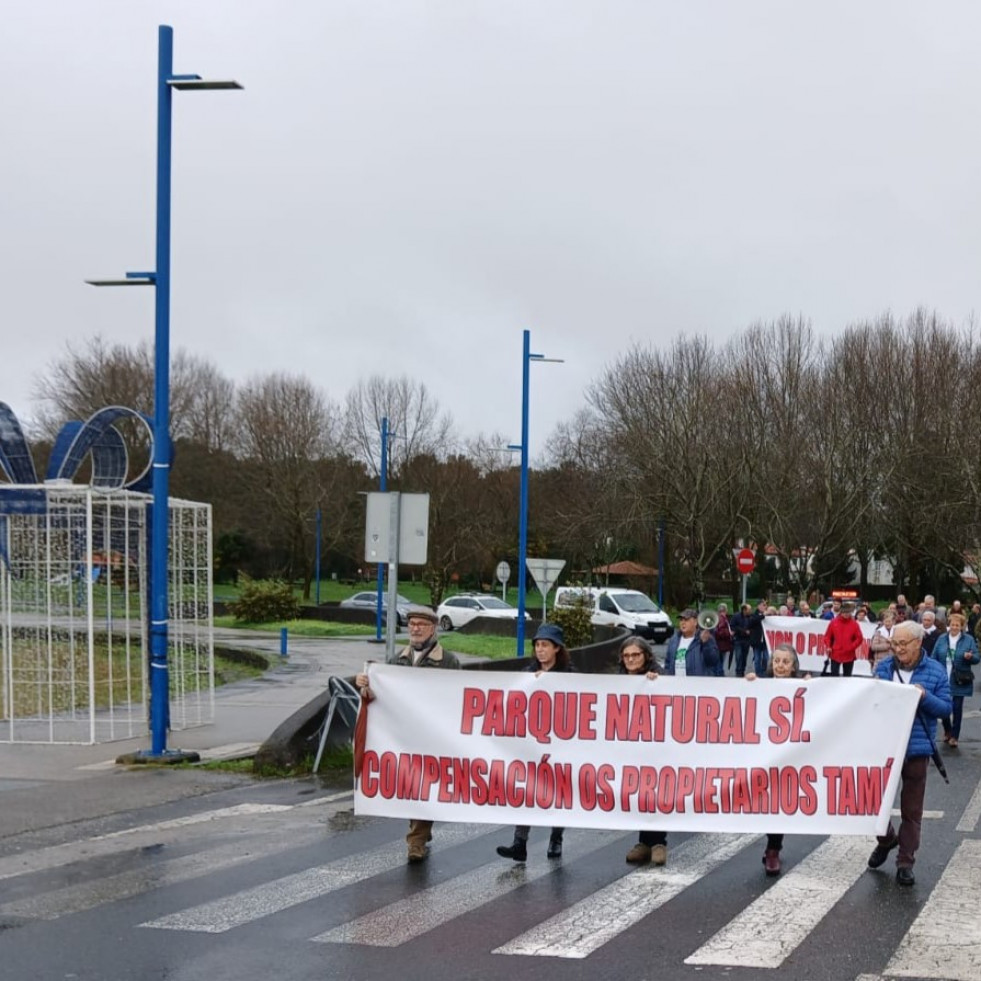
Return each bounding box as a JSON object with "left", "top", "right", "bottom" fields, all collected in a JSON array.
[{"left": 868, "top": 620, "right": 951, "bottom": 886}]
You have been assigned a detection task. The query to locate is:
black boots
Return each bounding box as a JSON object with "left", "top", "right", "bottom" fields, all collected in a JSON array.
[
  {"left": 497, "top": 832, "right": 562, "bottom": 861},
  {"left": 497, "top": 837, "right": 528, "bottom": 862}
]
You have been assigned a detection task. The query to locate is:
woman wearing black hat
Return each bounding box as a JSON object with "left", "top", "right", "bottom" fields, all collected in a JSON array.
[{"left": 496, "top": 622, "right": 574, "bottom": 862}]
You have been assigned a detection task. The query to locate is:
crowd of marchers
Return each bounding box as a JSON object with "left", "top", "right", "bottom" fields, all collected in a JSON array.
[{"left": 356, "top": 594, "right": 973, "bottom": 889}]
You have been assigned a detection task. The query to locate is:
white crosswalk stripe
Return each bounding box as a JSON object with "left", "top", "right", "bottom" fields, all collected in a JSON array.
[
  {"left": 684, "top": 836, "right": 871, "bottom": 968},
  {"left": 138, "top": 823, "right": 497, "bottom": 933},
  {"left": 493, "top": 832, "right": 757, "bottom": 958},
  {"left": 882, "top": 838, "right": 981, "bottom": 981},
  {"left": 3, "top": 790, "right": 978, "bottom": 978},
  {"left": 0, "top": 825, "right": 325, "bottom": 920},
  {"left": 311, "top": 830, "right": 626, "bottom": 947}
]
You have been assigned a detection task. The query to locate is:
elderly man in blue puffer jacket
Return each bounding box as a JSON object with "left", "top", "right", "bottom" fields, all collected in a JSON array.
[{"left": 867, "top": 619, "right": 952, "bottom": 886}]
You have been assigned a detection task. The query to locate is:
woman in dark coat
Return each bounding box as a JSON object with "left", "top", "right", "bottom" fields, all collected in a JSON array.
[{"left": 496, "top": 623, "right": 574, "bottom": 862}]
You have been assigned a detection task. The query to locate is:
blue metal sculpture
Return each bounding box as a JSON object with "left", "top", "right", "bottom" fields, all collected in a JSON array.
[{"left": 0, "top": 402, "right": 154, "bottom": 499}]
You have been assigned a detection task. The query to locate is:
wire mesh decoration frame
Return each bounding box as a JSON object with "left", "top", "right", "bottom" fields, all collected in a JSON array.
[{"left": 0, "top": 485, "right": 213, "bottom": 744}]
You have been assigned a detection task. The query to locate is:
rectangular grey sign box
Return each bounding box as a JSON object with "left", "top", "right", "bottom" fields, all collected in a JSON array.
[{"left": 364, "top": 492, "right": 430, "bottom": 566}]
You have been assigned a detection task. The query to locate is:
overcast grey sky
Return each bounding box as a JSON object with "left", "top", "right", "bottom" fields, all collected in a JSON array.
[{"left": 2, "top": 1, "right": 979, "bottom": 457}]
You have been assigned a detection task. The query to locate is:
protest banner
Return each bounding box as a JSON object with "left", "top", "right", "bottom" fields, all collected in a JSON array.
[
  {"left": 354, "top": 667, "right": 917, "bottom": 836},
  {"left": 763, "top": 615, "right": 877, "bottom": 676}
]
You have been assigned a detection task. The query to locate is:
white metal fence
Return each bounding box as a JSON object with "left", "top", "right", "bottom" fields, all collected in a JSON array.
[{"left": 0, "top": 485, "right": 213, "bottom": 743}]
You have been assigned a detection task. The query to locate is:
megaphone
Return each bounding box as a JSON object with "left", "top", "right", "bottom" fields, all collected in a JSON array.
[{"left": 697, "top": 609, "right": 719, "bottom": 631}]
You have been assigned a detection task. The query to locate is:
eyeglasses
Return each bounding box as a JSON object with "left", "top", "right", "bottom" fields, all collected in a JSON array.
[
  {"left": 622, "top": 651, "right": 645, "bottom": 658},
  {"left": 890, "top": 638, "right": 917, "bottom": 649}
]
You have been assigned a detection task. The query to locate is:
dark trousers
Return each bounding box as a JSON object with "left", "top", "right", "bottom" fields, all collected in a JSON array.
[
  {"left": 942, "top": 696, "right": 965, "bottom": 739},
  {"left": 877, "top": 756, "right": 929, "bottom": 868},
  {"left": 766, "top": 834, "right": 784, "bottom": 851},
  {"left": 734, "top": 642, "right": 750, "bottom": 677},
  {"left": 753, "top": 645, "right": 768, "bottom": 676},
  {"left": 513, "top": 824, "right": 563, "bottom": 843},
  {"left": 829, "top": 660, "right": 854, "bottom": 677},
  {"left": 639, "top": 829, "right": 668, "bottom": 847}
]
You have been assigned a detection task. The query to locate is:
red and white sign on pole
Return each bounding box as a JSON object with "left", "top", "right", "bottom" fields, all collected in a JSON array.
[
  {"left": 735, "top": 547, "right": 755, "bottom": 605},
  {"left": 735, "top": 548, "right": 755, "bottom": 575}
]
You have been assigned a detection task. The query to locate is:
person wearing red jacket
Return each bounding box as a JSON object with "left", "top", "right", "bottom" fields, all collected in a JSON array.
[{"left": 823, "top": 602, "right": 864, "bottom": 676}]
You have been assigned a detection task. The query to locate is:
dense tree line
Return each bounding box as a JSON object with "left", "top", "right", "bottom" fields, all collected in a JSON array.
[{"left": 21, "top": 309, "right": 981, "bottom": 606}]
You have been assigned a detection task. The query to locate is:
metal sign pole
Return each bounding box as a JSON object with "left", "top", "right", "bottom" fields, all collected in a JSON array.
[{"left": 385, "top": 492, "right": 401, "bottom": 661}]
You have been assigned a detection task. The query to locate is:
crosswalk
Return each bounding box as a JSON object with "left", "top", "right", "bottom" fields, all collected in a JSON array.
[{"left": 2, "top": 790, "right": 980, "bottom": 980}]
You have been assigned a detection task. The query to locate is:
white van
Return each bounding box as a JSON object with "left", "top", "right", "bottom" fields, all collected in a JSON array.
[{"left": 554, "top": 587, "right": 674, "bottom": 644}]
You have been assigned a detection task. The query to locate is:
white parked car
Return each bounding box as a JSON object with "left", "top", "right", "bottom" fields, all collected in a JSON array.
[{"left": 436, "top": 594, "right": 527, "bottom": 631}]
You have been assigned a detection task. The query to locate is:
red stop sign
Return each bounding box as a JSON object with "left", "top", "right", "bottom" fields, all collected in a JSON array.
[{"left": 735, "top": 548, "right": 755, "bottom": 575}]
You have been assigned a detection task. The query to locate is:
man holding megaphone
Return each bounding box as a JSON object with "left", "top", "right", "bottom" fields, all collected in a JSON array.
[{"left": 663, "top": 608, "right": 723, "bottom": 678}]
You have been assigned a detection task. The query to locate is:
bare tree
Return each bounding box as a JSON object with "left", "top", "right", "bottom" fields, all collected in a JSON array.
[
  {"left": 235, "top": 372, "right": 346, "bottom": 591},
  {"left": 344, "top": 376, "right": 455, "bottom": 478}
]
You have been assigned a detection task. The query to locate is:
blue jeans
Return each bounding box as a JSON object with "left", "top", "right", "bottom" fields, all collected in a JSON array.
[{"left": 753, "top": 645, "right": 769, "bottom": 676}]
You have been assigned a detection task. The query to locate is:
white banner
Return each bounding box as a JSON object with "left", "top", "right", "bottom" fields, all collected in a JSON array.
[
  {"left": 354, "top": 666, "right": 918, "bottom": 836},
  {"left": 763, "top": 616, "right": 877, "bottom": 677}
]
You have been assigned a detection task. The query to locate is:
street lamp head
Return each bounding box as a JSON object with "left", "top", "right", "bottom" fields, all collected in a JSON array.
[
  {"left": 84, "top": 278, "right": 154, "bottom": 287},
  {"left": 167, "top": 78, "right": 243, "bottom": 91}
]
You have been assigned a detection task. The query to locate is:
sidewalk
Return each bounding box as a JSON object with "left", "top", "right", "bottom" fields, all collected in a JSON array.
[{"left": 0, "top": 629, "right": 489, "bottom": 783}]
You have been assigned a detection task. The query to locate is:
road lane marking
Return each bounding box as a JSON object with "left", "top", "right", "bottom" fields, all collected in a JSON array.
[
  {"left": 0, "top": 799, "right": 340, "bottom": 883},
  {"left": 0, "top": 826, "right": 325, "bottom": 920},
  {"left": 883, "top": 838, "right": 981, "bottom": 980},
  {"left": 311, "top": 830, "right": 626, "bottom": 947},
  {"left": 138, "top": 823, "right": 499, "bottom": 933},
  {"left": 494, "top": 833, "right": 757, "bottom": 959},
  {"left": 684, "top": 836, "right": 870, "bottom": 968},
  {"left": 956, "top": 776, "right": 981, "bottom": 832}
]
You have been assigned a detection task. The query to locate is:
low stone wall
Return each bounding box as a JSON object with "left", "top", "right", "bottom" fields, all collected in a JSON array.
[{"left": 255, "top": 626, "right": 628, "bottom": 771}]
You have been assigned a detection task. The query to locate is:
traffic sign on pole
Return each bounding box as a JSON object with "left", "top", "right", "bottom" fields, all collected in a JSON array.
[
  {"left": 525, "top": 558, "right": 566, "bottom": 620},
  {"left": 496, "top": 560, "right": 511, "bottom": 601},
  {"left": 735, "top": 548, "right": 755, "bottom": 575}
]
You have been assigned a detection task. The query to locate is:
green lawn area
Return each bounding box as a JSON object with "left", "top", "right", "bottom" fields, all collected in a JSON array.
[
  {"left": 213, "top": 579, "right": 547, "bottom": 610},
  {"left": 213, "top": 616, "right": 376, "bottom": 638},
  {"left": 213, "top": 613, "right": 522, "bottom": 659}
]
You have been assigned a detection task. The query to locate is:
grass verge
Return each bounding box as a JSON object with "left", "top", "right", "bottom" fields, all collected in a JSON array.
[{"left": 214, "top": 616, "right": 376, "bottom": 637}]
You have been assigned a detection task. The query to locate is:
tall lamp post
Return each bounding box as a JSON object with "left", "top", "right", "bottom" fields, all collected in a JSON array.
[
  {"left": 87, "top": 25, "right": 241, "bottom": 760},
  {"left": 374, "top": 415, "right": 391, "bottom": 642},
  {"left": 512, "top": 329, "right": 562, "bottom": 657}
]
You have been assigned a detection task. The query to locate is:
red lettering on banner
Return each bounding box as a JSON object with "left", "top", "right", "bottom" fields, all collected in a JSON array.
[
  {"left": 460, "top": 688, "right": 485, "bottom": 734},
  {"left": 799, "top": 766, "right": 818, "bottom": 814},
  {"left": 505, "top": 690, "right": 528, "bottom": 737},
  {"left": 361, "top": 750, "right": 379, "bottom": 796},
  {"left": 768, "top": 696, "right": 792, "bottom": 742},
  {"left": 824, "top": 763, "right": 892, "bottom": 816},
  {"left": 606, "top": 694, "right": 629, "bottom": 739},
  {"left": 791, "top": 687, "right": 810, "bottom": 742}
]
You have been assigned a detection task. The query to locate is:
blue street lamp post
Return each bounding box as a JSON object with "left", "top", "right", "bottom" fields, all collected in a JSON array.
[
  {"left": 374, "top": 416, "right": 390, "bottom": 641},
  {"left": 315, "top": 507, "right": 322, "bottom": 605},
  {"left": 513, "top": 330, "right": 562, "bottom": 658},
  {"left": 87, "top": 25, "right": 240, "bottom": 759}
]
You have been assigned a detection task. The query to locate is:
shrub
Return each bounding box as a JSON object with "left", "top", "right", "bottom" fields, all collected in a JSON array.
[
  {"left": 549, "top": 597, "right": 594, "bottom": 649},
  {"left": 228, "top": 577, "right": 300, "bottom": 623}
]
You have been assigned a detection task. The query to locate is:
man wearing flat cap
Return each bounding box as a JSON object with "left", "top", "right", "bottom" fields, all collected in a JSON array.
[{"left": 356, "top": 605, "right": 459, "bottom": 863}]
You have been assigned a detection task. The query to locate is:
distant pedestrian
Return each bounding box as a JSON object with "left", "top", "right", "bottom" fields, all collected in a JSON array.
[{"left": 824, "top": 602, "right": 863, "bottom": 677}]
